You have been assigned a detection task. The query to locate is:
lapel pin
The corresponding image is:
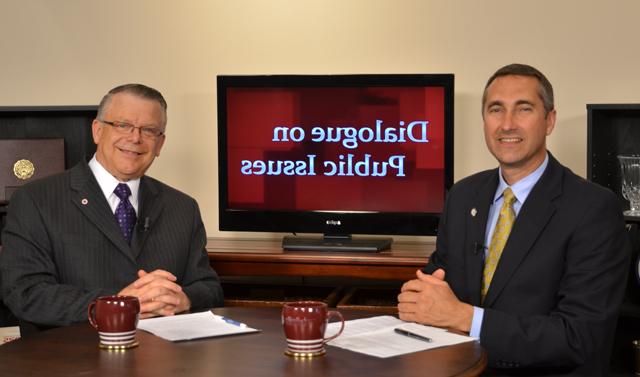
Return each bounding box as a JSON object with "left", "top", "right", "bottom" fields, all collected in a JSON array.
[
  {"left": 81, "top": 198, "right": 89, "bottom": 205},
  {"left": 471, "top": 208, "right": 477, "bottom": 217}
]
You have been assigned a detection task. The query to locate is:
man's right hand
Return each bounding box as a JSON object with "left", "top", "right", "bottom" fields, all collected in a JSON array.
[{"left": 397, "top": 269, "right": 473, "bottom": 333}]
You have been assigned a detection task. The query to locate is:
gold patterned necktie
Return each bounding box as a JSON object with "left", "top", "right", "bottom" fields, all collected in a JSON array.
[{"left": 481, "top": 187, "right": 516, "bottom": 301}]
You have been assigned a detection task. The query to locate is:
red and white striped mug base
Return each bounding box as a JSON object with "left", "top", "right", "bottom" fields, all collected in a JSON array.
[
  {"left": 98, "top": 330, "right": 139, "bottom": 350},
  {"left": 284, "top": 338, "right": 326, "bottom": 358}
]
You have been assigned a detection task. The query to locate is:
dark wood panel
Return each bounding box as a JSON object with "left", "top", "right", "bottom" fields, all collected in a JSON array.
[
  {"left": 0, "top": 106, "right": 97, "bottom": 169},
  {"left": 206, "top": 238, "right": 433, "bottom": 280},
  {"left": 0, "top": 106, "right": 98, "bottom": 244},
  {"left": 212, "top": 260, "right": 422, "bottom": 280}
]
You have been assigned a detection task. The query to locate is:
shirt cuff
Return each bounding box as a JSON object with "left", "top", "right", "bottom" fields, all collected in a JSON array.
[{"left": 469, "top": 306, "right": 484, "bottom": 339}]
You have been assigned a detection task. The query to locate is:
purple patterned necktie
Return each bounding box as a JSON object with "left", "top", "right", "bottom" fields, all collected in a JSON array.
[{"left": 114, "top": 183, "right": 137, "bottom": 244}]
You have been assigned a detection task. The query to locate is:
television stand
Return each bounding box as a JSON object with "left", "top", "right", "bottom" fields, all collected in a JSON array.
[{"left": 282, "top": 235, "right": 392, "bottom": 252}]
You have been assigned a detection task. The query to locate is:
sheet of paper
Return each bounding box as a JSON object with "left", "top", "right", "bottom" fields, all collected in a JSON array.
[
  {"left": 137, "top": 311, "right": 259, "bottom": 342},
  {"left": 326, "top": 315, "right": 475, "bottom": 358},
  {"left": 0, "top": 326, "right": 20, "bottom": 344}
]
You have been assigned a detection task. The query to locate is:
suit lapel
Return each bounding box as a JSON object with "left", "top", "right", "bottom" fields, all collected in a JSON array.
[
  {"left": 68, "top": 162, "right": 136, "bottom": 263},
  {"left": 131, "top": 176, "right": 164, "bottom": 258},
  {"left": 465, "top": 170, "right": 499, "bottom": 306},
  {"left": 483, "top": 155, "right": 563, "bottom": 307}
]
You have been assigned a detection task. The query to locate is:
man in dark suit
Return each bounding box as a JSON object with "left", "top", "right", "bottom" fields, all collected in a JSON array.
[
  {"left": 398, "top": 64, "right": 630, "bottom": 375},
  {"left": 0, "top": 84, "right": 223, "bottom": 332}
]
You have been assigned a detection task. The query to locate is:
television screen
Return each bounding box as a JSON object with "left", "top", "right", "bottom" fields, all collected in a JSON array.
[{"left": 217, "top": 74, "right": 454, "bottom": 250}]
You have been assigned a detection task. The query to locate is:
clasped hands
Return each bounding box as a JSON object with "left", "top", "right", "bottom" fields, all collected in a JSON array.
[
  {"left": 397, "top": 269, "right": 473, "bottom": 333},
  {"left": 118, "top": 269, "right": 190, "bottom": 319}
]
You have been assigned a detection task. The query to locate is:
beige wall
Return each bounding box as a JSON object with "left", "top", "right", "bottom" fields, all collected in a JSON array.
[{"left": 2, "top": 0, "right": 640, "bottom": 241}]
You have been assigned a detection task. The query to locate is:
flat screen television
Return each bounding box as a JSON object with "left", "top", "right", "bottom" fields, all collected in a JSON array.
[{"left": 217, "top": 74, "right": 454, "bottom": 251}]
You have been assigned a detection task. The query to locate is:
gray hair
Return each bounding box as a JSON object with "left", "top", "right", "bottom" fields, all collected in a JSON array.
[{"left": 97, "top": 83, "right": 167, "bottom": 125}]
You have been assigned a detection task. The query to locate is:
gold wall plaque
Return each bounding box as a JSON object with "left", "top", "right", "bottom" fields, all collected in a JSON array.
[{"left": 13, "top": 159, "right": 35, "bottom": 180}]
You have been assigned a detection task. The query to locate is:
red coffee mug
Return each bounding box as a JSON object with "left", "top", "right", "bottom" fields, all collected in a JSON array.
[
  {"left": 282, "top": 301, "right": 344, "bottom": 357},
  {"left": 88, "top": 295, "right": 140, "bottom": 350}
]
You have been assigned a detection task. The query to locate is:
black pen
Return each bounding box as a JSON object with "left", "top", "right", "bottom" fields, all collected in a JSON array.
[{"left": 394, "top": 328, "right": 433, "bottom": 343}]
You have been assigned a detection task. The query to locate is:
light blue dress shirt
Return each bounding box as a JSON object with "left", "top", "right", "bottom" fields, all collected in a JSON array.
[{"left": 469, "top": 153, "right": 549, "bottom": 339}]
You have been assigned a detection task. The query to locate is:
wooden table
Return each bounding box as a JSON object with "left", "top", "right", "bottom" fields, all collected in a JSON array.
[
  {"left": 207, "top": 238, "right": 434, "bottom": 280},
  {"left": 0, "top": 307, "right": 486, "bottom": 377}
]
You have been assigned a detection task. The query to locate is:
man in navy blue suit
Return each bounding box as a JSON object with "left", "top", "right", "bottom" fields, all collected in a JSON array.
[{"left": 398, "top": 64, "right": 630, "bottom": 376}]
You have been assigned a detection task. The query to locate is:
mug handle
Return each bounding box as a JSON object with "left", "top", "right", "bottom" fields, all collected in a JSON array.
[
  {"left": 87, "top": 301, "right": 98, "bottom": 330},
  {"left": 323, "top": 310, "right": 345, "bottom": 343}
]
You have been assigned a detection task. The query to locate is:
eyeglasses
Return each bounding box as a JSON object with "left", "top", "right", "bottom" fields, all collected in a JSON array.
[{"left": 98, "top": 119, "right": 164, "bottom": 138}]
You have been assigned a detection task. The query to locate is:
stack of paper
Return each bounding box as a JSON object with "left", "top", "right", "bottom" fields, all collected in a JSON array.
[
  {"left": 137, "top": 311, "right": 259, "bottom": 342},
  {"left": 326, "top": 315, "right": 476, "bottom": 358}
]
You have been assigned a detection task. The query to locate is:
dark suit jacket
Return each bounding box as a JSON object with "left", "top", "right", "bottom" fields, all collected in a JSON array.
[
  {"left": 425, "top": 153, "right": 630, "bottom": 376},
  {"left": 0, "top": 161, "right": 223, "bottom": 330}
]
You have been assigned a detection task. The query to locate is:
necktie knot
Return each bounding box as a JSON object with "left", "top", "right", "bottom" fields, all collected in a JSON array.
[
  {"left": 114, "top": 183, "right": 132, "bottom": 201},
  {"left": 503, "top": 187, "right": 516, "bottom": 207}
]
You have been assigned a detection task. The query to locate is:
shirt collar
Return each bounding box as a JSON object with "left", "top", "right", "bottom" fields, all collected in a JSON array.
[
  {"left": 88, "top": 154, "right": 140, "bottom": 205},
  {"left": 493, "top": 152, "right": 549, "bottom": 205}
]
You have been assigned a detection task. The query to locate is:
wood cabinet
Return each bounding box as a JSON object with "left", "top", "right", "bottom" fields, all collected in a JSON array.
[
  {"left": 206, "top": 238, "right": 433, "bottom": 312},
  {"left": 587, "top": 104, "right": 640, "bottom": 375},
  {"left": 0, "top": 106, "right": 97, "bottom": 244}
]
